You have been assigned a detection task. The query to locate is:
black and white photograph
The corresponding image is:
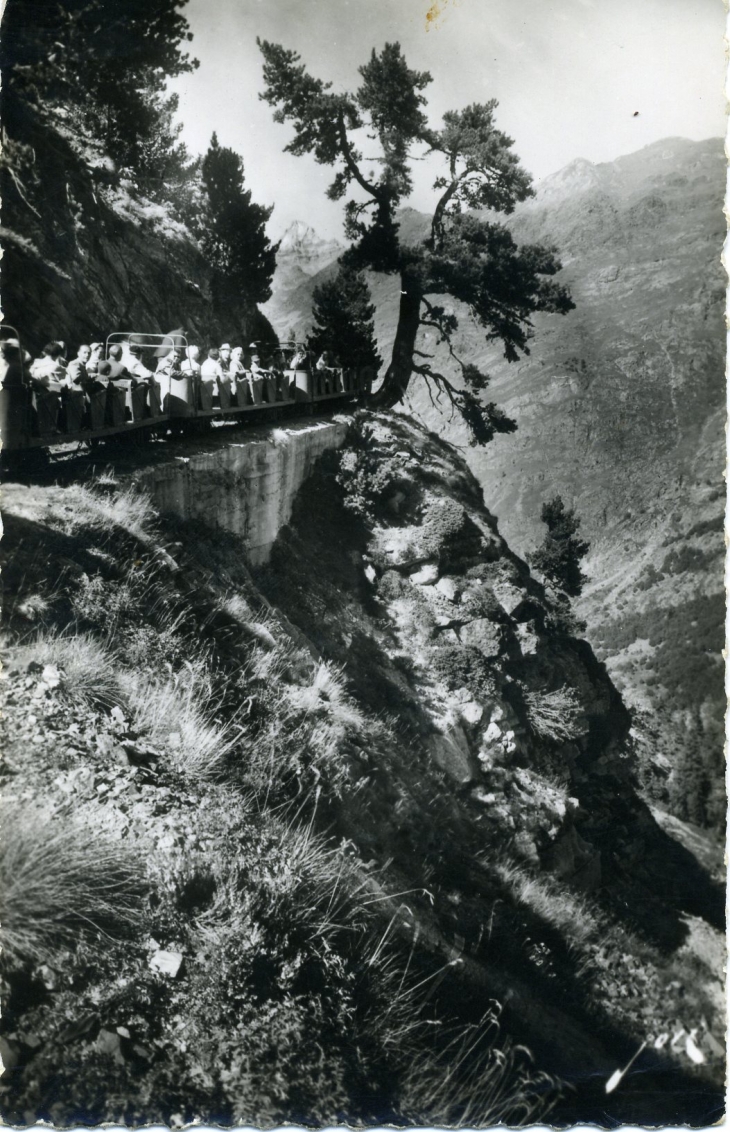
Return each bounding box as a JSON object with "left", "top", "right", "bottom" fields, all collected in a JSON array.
[{"left": 0, "top": 0, "right": 725, "bottom": 1126}]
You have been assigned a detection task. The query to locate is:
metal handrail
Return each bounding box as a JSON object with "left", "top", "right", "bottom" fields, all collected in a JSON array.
[{"left": 105, "top": 331, "right": 189, "bottom": 357}]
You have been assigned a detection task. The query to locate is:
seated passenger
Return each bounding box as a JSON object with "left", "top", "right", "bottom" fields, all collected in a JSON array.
[
  {"left": 0, "top": 338, "right": 31, "bottom": 388},
  {"left": 181, "top": 345, "right": 201, "bottom": 375},
  {"left": 289, "top": 344, "right": 310, "bottom": 370},
  {"left": 249, "top": 347, "right": 273, "bottom": 376},
  {"left": 219, "top": 343, "right": 232, "bottom": 374},
  {"left": 156, "top": 347, "right": 183, "bottom": 379},
  {"left": 316, "top": 349, "right": 337, "bottom": 371},
  {"left": 200, "top": 347, "right": 224, "bottom": 383},
  {"left": 229, "top": 346, "right": 245, "bottom": 378},
  {"left": 29, "top": 342, "right": 69, "bottom": 390},
  {"left": 67, "top": 344, "right": 92, "bottom": 387},
  {"left": 86, "top": 342, "right": 104, "bottom": 376},
  {"left": 124, "top": 342, "right": 155, "bottom": 382},
  {"left": 101, "top": 344, "right": 134, "bottom": 385}
]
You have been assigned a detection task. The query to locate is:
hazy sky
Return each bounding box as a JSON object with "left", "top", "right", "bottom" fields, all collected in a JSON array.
[{"left": 170, "top": 0, "right": 726, "bottom": 241}]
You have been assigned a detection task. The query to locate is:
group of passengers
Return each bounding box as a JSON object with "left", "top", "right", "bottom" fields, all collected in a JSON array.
[
  {"left": 1, "top": 333, "right": 346, "bottom": 436},
  {"left": 18, "top": 339, "right": 338, "bottom": 390}
]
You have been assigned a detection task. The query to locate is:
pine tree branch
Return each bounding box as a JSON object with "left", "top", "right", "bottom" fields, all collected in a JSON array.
[{"left": 337, "top": 113, "right": 381, "bottom": 199}]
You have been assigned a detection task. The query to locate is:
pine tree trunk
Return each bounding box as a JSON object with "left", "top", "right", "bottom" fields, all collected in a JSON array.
[{"left": 367, "top": 279, "right": 421, "bottom": 408}]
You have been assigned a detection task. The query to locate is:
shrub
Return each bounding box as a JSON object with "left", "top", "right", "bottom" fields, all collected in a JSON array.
[
  {"left": 0, "top": 803, "right": 148, "bottom": 969},
  {"left": 524, "top": 685, "right": 587, "bottom": 744},
  {"left": 336, "top": 416, "right": 400, "bottom": 522},
  {"left": 528, "top": 495, "right": 589, "bottom": 597}
]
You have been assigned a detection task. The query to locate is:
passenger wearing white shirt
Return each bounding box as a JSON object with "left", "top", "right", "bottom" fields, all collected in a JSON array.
[
  {"left": 181, "top": 345, "right": 201, "bottom": 376},
  {"left": 29, "top": 342, "right": 70, "bottom": 390}
]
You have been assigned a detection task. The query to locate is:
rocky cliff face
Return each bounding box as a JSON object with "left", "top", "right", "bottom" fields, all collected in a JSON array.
[
  {"left": 135, "top": 418, "right": 350, "bottom": 565},
  {"left": 1, "top": 108, "right": 274, "bottom": 354}
]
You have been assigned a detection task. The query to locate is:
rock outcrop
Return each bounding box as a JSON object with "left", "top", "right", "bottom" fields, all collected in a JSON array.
[{"left": 264, "top": 136, "right": 726, "bottom": 833}]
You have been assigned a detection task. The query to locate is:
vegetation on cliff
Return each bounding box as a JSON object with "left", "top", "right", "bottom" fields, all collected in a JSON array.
[
  {"left": 0, "top": 0, "right": 277, "bottom": 348},
  {"left": 258, "top": 39, "right": 574, "bottom": 439},
  {"left": 528, "top": 495, "right": 590, "bottom": 598},
  {"left": 0, "top": 419, "right": 723, "bottom": 1125}
]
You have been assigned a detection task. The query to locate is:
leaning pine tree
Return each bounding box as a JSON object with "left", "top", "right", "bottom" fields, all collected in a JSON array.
[{"left": 258, "top": 39, "right": 574, "bottom": 443}]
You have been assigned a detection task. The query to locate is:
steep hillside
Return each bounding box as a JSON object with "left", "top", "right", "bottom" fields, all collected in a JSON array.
[
  {"left": 267, "top": 137, "right": 725, "bottom": 831},
  {"left": 1, "top": 106, "right": 274, "bottom": 354},
  {"left": 0, "top": 415, "right": 723, "bottom": 1126}
]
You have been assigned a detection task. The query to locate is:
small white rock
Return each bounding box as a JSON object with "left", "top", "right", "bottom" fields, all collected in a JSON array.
[
  {"left": 409, "top": 563, "right": 439, "bottom": 586},
  {"left": 484, "top": 721, "right": 502, "bottom": 743},
  {"left": 149, "top": 950, "right": 183, "bottom": 978},
  {"left": 435, "top": 577, "right": 458, "bottom": 602},
  {"left": 461, "top": 700, "right": 484, "bottom": 725},
  {"left": 41, "top": 664, "right": 61, "bottom": 688}
]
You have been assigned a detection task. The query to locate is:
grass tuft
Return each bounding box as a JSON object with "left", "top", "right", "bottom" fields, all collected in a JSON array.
[
  {"left": 11, "top": 629, "right": 126, "bottom": 712},
  {"left": 64, "top": 482, "right": 157, "bottom": 542},
  {"left": 125, "top": 663, "right": 242, "bottom": 780},
  {"left": 0, "top": 804, "right": 148, "bottom": 968},
  {"left": 495, "top": 859, "right": 600, "bottom": 950},
  {"left": 286, "top": 661, "right": 364, "bottom": 731}
]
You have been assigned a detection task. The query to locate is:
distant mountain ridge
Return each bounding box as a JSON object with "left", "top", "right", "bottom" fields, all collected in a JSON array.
[
  {"left": 264, "top": 220, "right": 343, "bottom": 336},
  {"left": 266, "top": 136, "right": 725, "bottom": 830}
]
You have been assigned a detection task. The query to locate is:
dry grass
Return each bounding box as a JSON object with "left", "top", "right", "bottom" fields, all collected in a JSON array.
[
  {"left": 400, "top": 1011, "right": 559, "bottom": 1127},
  {"left": 0, "top": 803, "right": 148, "bottom": 968},
  {"left": 124, "top": 663, "right": 242, "bottom": 780},
  {"left": 10, "top": 628, "right": 126, "bottom": 711},
  {"left": 495, "top": 859, "right": 601, "bottom": 951},
  {"left": 63, "top": 482, "right": 156, "bottom": 542},
  {"left": 285, "top": 661, "right": 364, "bottom": 731}
]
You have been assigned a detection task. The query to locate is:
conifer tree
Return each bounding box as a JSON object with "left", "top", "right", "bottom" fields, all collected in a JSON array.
[
  {"left": 198, "top": 133, "right": 278, "bottom": 309},
  {"left": 0, "top": 0, "right": 198, "bottom": 201},
  {"left": 307, "top": 264, "right": 381, "bottom": 371},
  {"left": 528, "top": 495, "right": 590, "bottom": 597},
  {"left": 258, "top": 39, "right": 574, "bottom": 443}
]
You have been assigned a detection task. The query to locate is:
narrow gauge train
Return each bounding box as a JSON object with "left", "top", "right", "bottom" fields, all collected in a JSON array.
[{"left": 0, "top": 328, "right": 368, "bottom": 461}]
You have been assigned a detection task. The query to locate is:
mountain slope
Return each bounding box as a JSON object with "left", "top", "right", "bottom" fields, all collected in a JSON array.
[
  {"left": 262, "top": 221, "right": 343, "bottom": 337},
  {"left": 0, "top": 417, "right": 723, "bottom": 1124}
]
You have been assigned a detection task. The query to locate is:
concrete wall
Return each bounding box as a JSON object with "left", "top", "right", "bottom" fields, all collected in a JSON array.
[{"left": 136, "top": 418, "right": 349, "bottom": 565}]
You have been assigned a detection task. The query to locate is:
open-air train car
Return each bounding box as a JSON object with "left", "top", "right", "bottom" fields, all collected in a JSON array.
[{"left": 0, "top": 329, "right": 366, "bottom": 456}]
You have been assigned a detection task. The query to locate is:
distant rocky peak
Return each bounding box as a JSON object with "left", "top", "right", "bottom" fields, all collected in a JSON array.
[
  {"left": 529, "top": 158, "right": 603, "bottom": 206},
  {"left": 277, "top": 220, "right": 343, "bottom": 270}
]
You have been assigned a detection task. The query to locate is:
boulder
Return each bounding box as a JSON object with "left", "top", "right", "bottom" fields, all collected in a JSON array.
[
  {"left": 459, "top": 618, "right": 502, "bottom": 655},
  {"left": 409, "top": 562, "right": 439, "bottom": 586}
]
